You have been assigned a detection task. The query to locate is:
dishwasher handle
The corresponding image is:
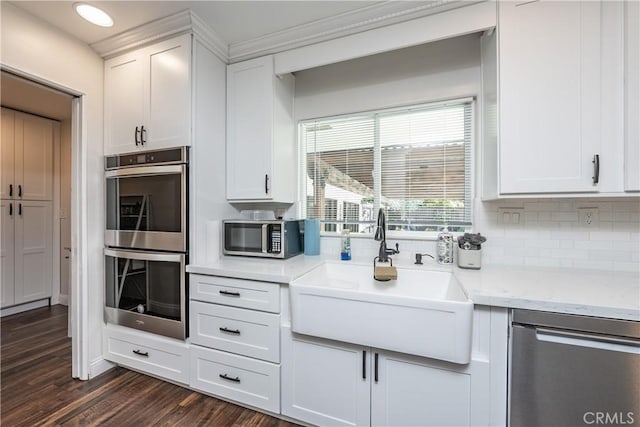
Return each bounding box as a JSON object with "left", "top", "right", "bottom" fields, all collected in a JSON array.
[{"left": 535, "top": 327, "right": 640, "bottom": 355}]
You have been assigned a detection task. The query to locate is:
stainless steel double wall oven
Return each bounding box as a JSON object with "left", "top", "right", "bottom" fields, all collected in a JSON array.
[{"left": 104, "top": 147, "right": 188, "bottom": 340}]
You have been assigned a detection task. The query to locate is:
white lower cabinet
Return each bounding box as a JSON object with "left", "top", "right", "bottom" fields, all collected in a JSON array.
[
  {"left": 282, "top": 319, "right": 492, "bottom": 427},
  {"left": 190, "top": 345, "right": 280, "bottom": 413},
  {"left": 281, "top": 329, "right": 371, "bottom": 426},
  {"left": 104, "top": 324, "right": 190, "bottom": 385},
  {"left": 371, "top": 351, "right": 470, "bottom": 427}
]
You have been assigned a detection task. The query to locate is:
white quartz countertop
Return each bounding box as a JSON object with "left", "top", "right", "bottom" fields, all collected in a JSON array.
[{"left": 187, "top": 256, "right": 640, "bottom": 321}]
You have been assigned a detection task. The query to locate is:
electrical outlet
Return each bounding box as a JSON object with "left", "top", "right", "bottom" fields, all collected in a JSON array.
[
  {"left": 578, "top": 207, "right": 599, "bottom": 227},
  {"left": 498, "top": 208, "right": 524, "bottom": 225}
]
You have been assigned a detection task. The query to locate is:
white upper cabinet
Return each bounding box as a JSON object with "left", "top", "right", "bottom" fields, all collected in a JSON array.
[
  {"left": 226, "top": 55, "right": 295, "bottom": 203},
  {"left": 1, "top": 108, "right": 54, "bottom": 201},
  {"left": 625, "top": 1, "right": 640, "bottom": 192},
  {"left": 498, "top": 1, "right": 602, "bottom": 194},
  {"left": 105, "top": 34, "right": 191, "bottom": 155}
]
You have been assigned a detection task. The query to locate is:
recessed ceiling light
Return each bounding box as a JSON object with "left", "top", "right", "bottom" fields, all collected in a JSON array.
[{"left": 73, "top": 3, "right": 114, "bottom": 27}]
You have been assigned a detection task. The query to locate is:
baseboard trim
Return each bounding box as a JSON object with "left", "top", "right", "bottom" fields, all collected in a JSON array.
[
  {"left": 0, "top": 299, "right": 50, "bottom": 317},
  {"left": 58, "top": 294, "right": 69, "bottom": 306},
  {"left": 89, "top": 357, "right": 115, "bottom": 379}
]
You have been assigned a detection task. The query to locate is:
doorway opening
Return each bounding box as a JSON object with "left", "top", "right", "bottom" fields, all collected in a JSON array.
[{"left": 1, "top": 69, "right": 86, "bottom": 379}]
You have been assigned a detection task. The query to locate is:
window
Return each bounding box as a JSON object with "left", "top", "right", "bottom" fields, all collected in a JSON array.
[{"left": 300, "top": 99, "right": 473, "bottom": 235}]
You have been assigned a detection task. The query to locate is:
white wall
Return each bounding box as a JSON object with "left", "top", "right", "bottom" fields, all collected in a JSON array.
[
  {"left": 294, "top": 34, "right": 481, "bottom": 122},
  {"left": 1, "top": 3, "right": 105, "bottom": 373}
]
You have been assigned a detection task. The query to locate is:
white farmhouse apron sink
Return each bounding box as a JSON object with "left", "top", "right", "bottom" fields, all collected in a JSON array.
[{"left": 289, "top": 261, "right": 473, "bottom": 364}]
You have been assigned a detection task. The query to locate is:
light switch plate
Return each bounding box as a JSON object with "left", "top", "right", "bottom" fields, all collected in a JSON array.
[{"left": 498, "top": 208, "right": 524, "bottom": 225}]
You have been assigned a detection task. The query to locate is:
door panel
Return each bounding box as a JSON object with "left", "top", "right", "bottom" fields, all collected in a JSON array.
[
  {"left": 105, "top": 52, "right": 145, "bottom": 155},
  {"left": 146, "top": 35, "right": 191, "bottom": 149},
  {"left": 1, "top": 108, "right": 15, "bottom": 200},
  {"left": 17, "top": 112, "right": 54, "bottom": 200},
  {"left": 371, "top": 350, "right": 471, "bottom": 427},
  {"left": 14, "top": 201, "right": 52, "bottom": 304},
  {"left": 281, "top": 326, "right": 371, "bottom": 427}
]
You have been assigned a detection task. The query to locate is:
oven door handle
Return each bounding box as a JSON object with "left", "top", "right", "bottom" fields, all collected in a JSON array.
[
  {"left": 104, "top": 248, "right": 184, "bottom": 263},
  {"left": 105, "top": 164, "right": 185, "bottom": 178}
]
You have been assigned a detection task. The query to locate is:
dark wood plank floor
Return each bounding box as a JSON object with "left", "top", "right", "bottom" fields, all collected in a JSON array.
[{"left": 1, "top": 305, "right": 300, "bottom": 426}]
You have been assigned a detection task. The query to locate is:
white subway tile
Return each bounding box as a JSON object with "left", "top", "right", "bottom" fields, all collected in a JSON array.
[
  {"left": 525, "top": 239, "right": 560, "bottom": 249},
  {"left": 560, "top": 259, "right": 574, "bottom": 268},
  {"left": 573, "top": 260, "right": 614, "bottom": 271},
  {"left": 613, "top": 211, "right": 640, "bottom": 222},
  {"left": 588, "top": 250, "right": 632, "bottom": 262},
  {"left": 505, "top": 229, "right": 540, "bottom": 239},
  {"left": 613, "top": 262, "right": 640, "bottom": 273},
  {"left": 509, "top": 247, "right": 541, "bottom": 257},
  {"left": 559, "top": 240, "right": 574, "bottom": 249},
  {"left": 613, "top": 222, "right": 640, "bottom": 232},
  {"left": 525, "top": 257, "right": 562, "bottom": 268},
  {"left": 617, "top": 241, "right": 640, "bottom": 252},
  {"left": 574, "top": 240, "right": 613, "bottom": 250},
  {"left": 556, "top": 231, "right": 589, "bottom": 240},
  {"left": 612, "top": 201, "right": 640, "bottom": 212},
  {"left": 491, "top": 238, "right": 525, "bottom": 248},
  {"left": 538, "top": 212, "right": 552, "bottom": 221},
  {"left": 551, "top": 248, "right": 588, "bottom": 259},
  {"left": 590, "top": 231, "right": 630, "bottom": 241},
  {"left": 552, "top": 212, "right": 578, "bottom": 222}
]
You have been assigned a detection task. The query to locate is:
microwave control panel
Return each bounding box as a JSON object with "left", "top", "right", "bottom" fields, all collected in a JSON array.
[{"left": 270, "top": 225, "right": 281, "bottom": 254}]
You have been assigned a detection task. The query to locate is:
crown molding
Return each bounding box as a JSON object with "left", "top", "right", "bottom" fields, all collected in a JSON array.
[
  {"left": 91, "top": 10, "right": 229, "bottom": 61},
  {"left": 228, "top": 0, "right": 470, "bottom": 63}
]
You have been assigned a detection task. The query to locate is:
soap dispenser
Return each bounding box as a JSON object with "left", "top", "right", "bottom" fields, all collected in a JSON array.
[{"left": 340, "top": 228, "right": 351, "bottom": 260}]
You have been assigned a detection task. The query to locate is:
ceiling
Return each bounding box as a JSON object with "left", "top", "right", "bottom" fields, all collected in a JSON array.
[{"left": 9, "top": 1, "right": 382, "bottom": 47}]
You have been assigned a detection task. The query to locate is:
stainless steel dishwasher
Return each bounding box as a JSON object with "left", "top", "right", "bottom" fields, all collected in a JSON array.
[{"left": 510, "top": 309, "right": 640, "bottom": 427}]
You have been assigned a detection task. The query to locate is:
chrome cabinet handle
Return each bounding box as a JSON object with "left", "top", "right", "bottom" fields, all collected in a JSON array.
[
  {"left": 135, "top": 126, "right": 141, "bottom": 146},
  {"left": 132, "top": 349, "right": 149, "bottom": 357},
  {"left": 592, "top": 154, "right": 600, "bottom": 185},
  {"left": 219, "top": 374, "right": 240, "bottom": 383},
  {"left": 219, "top": 327, "right": 241, "bottom": 335}
]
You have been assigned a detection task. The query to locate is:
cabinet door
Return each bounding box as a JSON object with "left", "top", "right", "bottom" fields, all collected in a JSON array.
[
  {"left": 105, "top": 50, "right": 145, "bottom": 155},
  {"left": 14, "top": 200, "right": 52, "bottom": 304},
  {"left": 1, "top": 200, "right": 15, "bottom": 308},
  {"left": 226, "top": 56, "right": 274, "bottom": 200},
  {"left": 625, "top": 1, "right": 640, "bottom": 191},
  {"left": 145, "top": 34, "right": 191, "bottom": 150},
  {"left": 499, "top": 1, "right": 602, "bottom": 194},
  {"left": 281, "top": 326, "right": 370, "bottom": 427},
  {"left": 15, "top": 112, "right": 54, "bottom": 200},
  {"left": 371, "top": 350, "right": 471, "bottom": 427},
  {"left": 1, "top": 108, "right": 15, "bottom": 200}
]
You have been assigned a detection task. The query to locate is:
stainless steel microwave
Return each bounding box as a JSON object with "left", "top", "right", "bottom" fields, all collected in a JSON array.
[{"left": 223, "top": 220, "right": 302, "bottom": 259}]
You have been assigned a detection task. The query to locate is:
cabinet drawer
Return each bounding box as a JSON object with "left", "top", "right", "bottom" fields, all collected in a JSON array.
[
  {"left": 190, "top": 345, "right": 280, "bottom": 413},
  {"left": 190, "top": 301, "right": 280, "bottom": 363},
  {"left": 190, "top": 274, "right": 280, "bottom": 313},
  {"left": 104, "top": 324, "right": 189, "bottom": 384}
]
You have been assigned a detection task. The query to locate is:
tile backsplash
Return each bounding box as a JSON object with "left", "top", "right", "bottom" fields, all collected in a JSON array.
[{"left": 474, "top": 198, "right": 640, "bottom": 272}]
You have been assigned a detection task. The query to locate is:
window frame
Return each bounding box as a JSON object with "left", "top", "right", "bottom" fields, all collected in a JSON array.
[{"left": 298, "top": 97, "right": 475, "bottom": 239}]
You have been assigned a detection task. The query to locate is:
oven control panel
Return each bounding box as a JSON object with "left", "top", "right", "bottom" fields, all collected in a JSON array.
[{"left": 270, "top": 225, "right": 282, "bottom": 254}]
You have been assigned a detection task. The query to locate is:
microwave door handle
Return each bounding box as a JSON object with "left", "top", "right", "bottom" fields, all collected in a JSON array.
[{"left": 262, "top": 224, "right": 269, "bottom": 254}]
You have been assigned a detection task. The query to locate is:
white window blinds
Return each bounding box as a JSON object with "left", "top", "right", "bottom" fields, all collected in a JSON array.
[{"left": 301, "top": 99, "right": 473, "bottom": 234}]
